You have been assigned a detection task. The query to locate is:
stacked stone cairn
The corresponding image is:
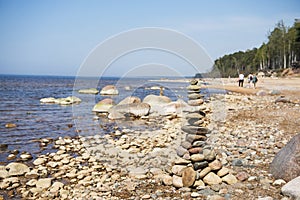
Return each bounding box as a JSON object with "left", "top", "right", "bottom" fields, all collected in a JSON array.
[{"left": 169, "top": 79, "right": 238, "bottom": 189}]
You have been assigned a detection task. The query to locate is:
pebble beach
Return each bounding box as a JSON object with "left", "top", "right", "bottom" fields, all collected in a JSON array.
[{"left": 1, "top": 76, "right": 300, "bottom": 199}]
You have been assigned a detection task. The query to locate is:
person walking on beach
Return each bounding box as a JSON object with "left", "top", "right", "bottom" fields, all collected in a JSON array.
[
  {"left": 248, "top": 73, "right": 253, "bottom": 87},
  {"left": 238, "top": 73, "right": 244, "bottom": 87},
  {"left": 252, "top": 75, "right": 258, "bottom": 89}
]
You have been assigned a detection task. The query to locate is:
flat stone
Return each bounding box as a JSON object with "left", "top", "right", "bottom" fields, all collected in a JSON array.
[
  {"left": 174, "top": 158, "right": 191, "bottom": 165},
  {"left": 190, "top": 154, "right": 205, "bottom": 162},
  {"left": 194, "top": 161, "right": 208, "bottom": 170},
  {"left": 172, "top": 165, "right": 186, "bottom": 176},
  {"left": 172, "top": 175, "right": 183, "bottom": 188},
  {"left": 176, "top": 146, "right": 189, "bottom": 157},
  {"left": 281, "top": 176, "right": 300, "bottom": 199},
  {"left": 78, "top": 88, "right": 99, "bottom": 94},
  {"left": 217, "top": 167, "right": 229, "bottom": 177},
  {"left": 187, "top": 85, "right": 201, "bottom": 90},
  {"left": 36, "top": 178, "right": 52, "bottom": 189},
  {"left": 194, "top": 179, "right": 205, "bottom": 187},
  {"left": 203, "top": 149, "right": 216, "bottom": 161},
  {"left": 33, "top": 158, "right": 47, "bottom": 166},
  {"left": 189, "top": 147, "right": 203, "bottom": 154},
  {"left": 199, "top": 167, "right": 212, "bottom": 178},
  {"left": 162, "top": 175, "right": 173, "bottom": 186},
  {"left": 182, "top": 167, "right": 196, "bottom": 187},
  {"left": 222, "top": 174, "right": 238, "bottom": 185},
  {"left": 6, "top": 162, "right": 30, "bottom": 176},
  {"left": 209, "top": 160, "right": 222, "bottom": 171},
  {"left": 0, "top": 166, "right": 9, "bottom": 179},
  {"left": 203, "top": 172, "right": 222, "bottom": 185},
  {"left": 181, "top": 141, "right": 192, "bottom": 149},
  {"left": 182, "top": 125, "right": 209, "bottom": 135},
  {"left": 188, "top": 99, "right": 204, "bottom": 106},
  {"left": 186, "top": 134, "right": 207, "bottom": 143},
  {"left": 188, "top": 93, "right": 203, "bottom": 100}
]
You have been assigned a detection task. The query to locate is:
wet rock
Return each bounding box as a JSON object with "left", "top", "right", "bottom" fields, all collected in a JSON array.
[
  {"left": 203, "top": 172, "right": 222, "bottom": 185},
  {"left": 270, "top": 133, "right": 300, "bottom": 182},
  {"left": 222, "top": 174, "right": 238, "bottom": 185},
  {"left": 0, "top": 144, "right": 8, "bottom": 150},
  {"left": 281, "top": 176, "right": 300, "bottom": 199},
  {"left": 7, "top": 154, "right": 16, "bottom": 160},
  {"left": 182, "top": 125, "right": 209, "bottom": 135},
  {"left": 40, "top": 97, "right": 57, "bottom": 103},
  {"left": 172, "top": 175, "right": 183, "bottom": 188},
  {"left": 5, "top": 123, "right": 17, "bottom": 128},
  {"left": 6, "top": 162, "right": 30, "bottom": 176},
  {"left": 182, "top": 167, "right": 196, "bottom": 187},
  {"left": 100, "top": 85, "right": 119, "bottom": 95},
  {"left": 78, "top": 88, "right": 99, "bottom": 94},
  {"left": 56, "top": 96, "right": 82, "bottom": 105},
  {"left": 92, "top": 98, "right": 115, "bottom": 113}
]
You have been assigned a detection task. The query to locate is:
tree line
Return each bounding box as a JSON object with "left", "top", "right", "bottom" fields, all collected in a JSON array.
[{"left": 210, "top": 20, "right": 300, "bottom": 78}]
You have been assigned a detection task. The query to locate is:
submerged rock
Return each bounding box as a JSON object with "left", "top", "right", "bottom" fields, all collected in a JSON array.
[
  {"left": 78, "top": 88, "right": 99, "bottom": 94},
  {"left": 40, "top": 96, "right": 81, "bottom": 105},
  {"left": 100, "top": 85, "right": 119, "bottom": 95}
]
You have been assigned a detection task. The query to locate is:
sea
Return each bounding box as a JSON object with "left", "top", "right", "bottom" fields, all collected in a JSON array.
[{"left": 0, "top": 74, "right": 197, "bottom": 163}]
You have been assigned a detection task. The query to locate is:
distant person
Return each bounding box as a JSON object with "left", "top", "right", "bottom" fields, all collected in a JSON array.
[
  {"left": 252, "top": 75, "right": 258, "bottom": 89},
  {"left": 238, "top": 73, "right": 244, "bottom": 87},
  {"left": 248, "top": 73, "right": 253, "bottom": 87}
]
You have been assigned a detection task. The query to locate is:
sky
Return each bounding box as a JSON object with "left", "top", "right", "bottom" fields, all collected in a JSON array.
[{"left": 0, "top": 0, "right": 299, "bottom": 76}]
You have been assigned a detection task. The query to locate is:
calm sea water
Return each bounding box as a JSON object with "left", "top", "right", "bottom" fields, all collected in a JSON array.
[{"left": 0, "top": 75, "right": 191, "bottom": 163}]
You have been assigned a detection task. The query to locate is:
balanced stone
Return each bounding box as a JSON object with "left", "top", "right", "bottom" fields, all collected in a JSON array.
[
  {"left": 190, "top": 154, "right": 205, "bottom": 162},
  {"left": 187, "top": 85, "right": 201, "bottom": 91},
  {"left": 203, "top": 172, "right": 222, "bottom": 185},
  {"left": 186, "top": 134, "right": 206, "bottom": 143},
  {"left": 188, "top": 147, "right": 202, "bottom": 154},
  {"left": 188, "top": 99, "right": 204, "bottom": 106},
  {"left": 182, "top": 125, "right": 208, "bottom": 135},
  {"left": 181, "top": 141, "right": 192, "bottom": 149},
  {"left": 194, "top": 161, "right": 209, "bottom": 170},
  {"left": 188, "top": 93, "right": 203, "bottom": 100},
  {"left": 182, "top": 167, "right": 196, "bottom": 187}
]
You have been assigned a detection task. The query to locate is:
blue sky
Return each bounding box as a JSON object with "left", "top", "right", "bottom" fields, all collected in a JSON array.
[{"left": 0, "top": 0, "right": 299, "bottom": 76}]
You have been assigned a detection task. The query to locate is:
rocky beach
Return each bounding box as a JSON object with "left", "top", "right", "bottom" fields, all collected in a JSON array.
[{"left": 1, "top": 77, "right": 300, "bottom": 199}]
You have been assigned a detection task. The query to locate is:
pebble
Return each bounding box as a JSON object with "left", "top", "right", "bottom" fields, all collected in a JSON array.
[{"left": 203, "top": 172, "right": 222, "bottom": 185}]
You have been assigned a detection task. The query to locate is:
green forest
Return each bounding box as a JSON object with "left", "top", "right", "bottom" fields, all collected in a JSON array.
[{"left": 210, "top": 20, "right": 300, "bottom": 78}]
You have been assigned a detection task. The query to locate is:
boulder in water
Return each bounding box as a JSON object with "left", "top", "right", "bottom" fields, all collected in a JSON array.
[
  {"left": 118, "top": 96, "right": 141, "bottom": 105},
  {"left": 100, "top": 85, "right": 119, "bottom": 95},
  {"left": 108, "top": 103, "right": 150, "bottom": 118},
  {"left": 92, "top": 98, "right": 115, "bottom": 113},
  {"left": 270, "top": 133, "right": 300, "bottom": 182}
]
